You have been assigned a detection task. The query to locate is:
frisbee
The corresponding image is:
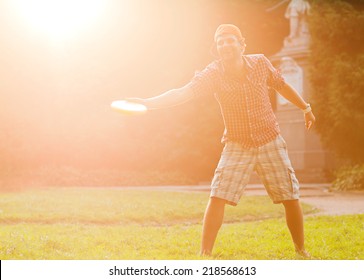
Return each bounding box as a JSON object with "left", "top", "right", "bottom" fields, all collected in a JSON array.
[{"left": 111, "top": 100, "right": 147, "bottom": 115}]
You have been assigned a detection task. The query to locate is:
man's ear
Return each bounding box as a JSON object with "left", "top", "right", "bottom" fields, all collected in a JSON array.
[
  {"left": 240, "top": 40, "right": 246, "bottom": 54},
  {"left": 240, "top": 38, "right": 246, "bottom": 48}
]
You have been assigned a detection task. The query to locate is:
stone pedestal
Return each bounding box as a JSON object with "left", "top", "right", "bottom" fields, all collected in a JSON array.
[{"left": 269, "top": 41, "right": 334, "bottom": 183}]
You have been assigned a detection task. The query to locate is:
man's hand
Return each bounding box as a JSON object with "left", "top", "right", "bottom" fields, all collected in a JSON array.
[
  {"left": 304, "top": 111, "right": 316, "bottom": 130},
  {"left": 125, "top": 97, "right": 146, "bottom": 104},
  {"left": 124, "top": 97, "right": 151, "bottom": 109}
]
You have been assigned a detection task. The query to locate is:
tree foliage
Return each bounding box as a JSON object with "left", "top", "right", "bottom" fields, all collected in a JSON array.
[{"left": 309, "top": 0, "right": 364, "bottom": 164}]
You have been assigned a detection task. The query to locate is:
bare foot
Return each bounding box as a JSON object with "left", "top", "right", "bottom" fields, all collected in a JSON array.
[{"left": 295, "top": 249, "right": 312, "bottom": 259}]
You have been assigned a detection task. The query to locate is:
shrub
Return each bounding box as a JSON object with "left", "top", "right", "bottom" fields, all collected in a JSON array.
[
  {"left": 332, "top": 165, "right": 364, "bottom": 191},
  {"left": 0, "top": 166, "right": 198, "bottom": 188}
]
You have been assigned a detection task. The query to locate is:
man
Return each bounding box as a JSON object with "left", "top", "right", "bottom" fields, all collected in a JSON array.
[{"left": 128, "top": 24, "right": 315, "bottom": 258}]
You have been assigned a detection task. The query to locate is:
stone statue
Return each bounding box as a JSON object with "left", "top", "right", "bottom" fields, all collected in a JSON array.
[
  {"left": 285, "top": 0, "right": 311, "bottom": 40},
  {"left": 266, "top": 0, "right": 311, "bottom": 48}
]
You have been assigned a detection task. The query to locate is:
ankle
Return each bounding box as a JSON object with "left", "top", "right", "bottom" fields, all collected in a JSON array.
[
  {"left": 295, "top": 249, "right": 311, "bottom": 259},
  {"left": 200, "top": 249, "right": 212, "bottom": 257}
]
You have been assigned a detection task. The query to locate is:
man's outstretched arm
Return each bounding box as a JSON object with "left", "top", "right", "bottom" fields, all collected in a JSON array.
[
  {"left": 127, "top": 84, "right": 194, "bottom": 110},
  {"left": 277, "top": 82, "right": 316, "bottom": 130}
]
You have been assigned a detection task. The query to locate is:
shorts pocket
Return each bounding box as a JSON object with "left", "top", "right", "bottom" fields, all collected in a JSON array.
[
  {"left": 288, "top": 167, "right": 299, "bottom": 192},
  {"left": 278, "top": 135, "right": 287, "bottom": 150}
]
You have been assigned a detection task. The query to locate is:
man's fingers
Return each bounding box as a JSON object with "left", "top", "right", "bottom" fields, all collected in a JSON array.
[{"left": 306, "top": 121, "right": 312, "bottom": 130}]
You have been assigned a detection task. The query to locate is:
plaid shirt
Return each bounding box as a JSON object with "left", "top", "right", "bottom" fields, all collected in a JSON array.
[{"left": 189, "top": 54, "right": 285, "bottom": 148}]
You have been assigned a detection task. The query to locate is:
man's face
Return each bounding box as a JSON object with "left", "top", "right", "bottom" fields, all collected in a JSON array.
[{"left": 216, "top": 34, "right": 245, "bottom": 62}]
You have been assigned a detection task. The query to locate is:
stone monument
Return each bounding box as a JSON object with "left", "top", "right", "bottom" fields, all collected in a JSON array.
[
  {"left": 284, "top": 0, "right": 311, "bottom": 49},
  {"left": 269, "top": 0, "right": 333, "bottom": 182}
]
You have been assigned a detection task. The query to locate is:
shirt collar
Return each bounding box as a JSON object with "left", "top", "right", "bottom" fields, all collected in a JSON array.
[
  {"left": 242, "top": 55, "right": 253, "bottom": 71},
  {"left": 218, "top": 55, "right": 253, "bottom": 74}
]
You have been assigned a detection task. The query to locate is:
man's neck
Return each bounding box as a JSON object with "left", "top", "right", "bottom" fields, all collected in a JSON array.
[{"left": 223, "top": 56, "right": 245, "bottom": 74}]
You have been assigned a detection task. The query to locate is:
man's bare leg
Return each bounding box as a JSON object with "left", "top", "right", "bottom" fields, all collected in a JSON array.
[
  {"left": 282, "top": 199, "right": 310, "bottom": 257},
  {"left": 200, "top": 197, "right": 226, "bottom": 256}
]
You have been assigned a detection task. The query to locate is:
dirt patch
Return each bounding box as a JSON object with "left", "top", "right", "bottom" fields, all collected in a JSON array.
[{"left": 300, "top": 191, "right": 364, "bottom": 216}]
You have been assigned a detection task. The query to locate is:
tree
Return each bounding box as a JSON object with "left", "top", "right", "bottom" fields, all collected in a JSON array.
[{"left": 309, "top": 0, "right": 364, "bottom": 164}]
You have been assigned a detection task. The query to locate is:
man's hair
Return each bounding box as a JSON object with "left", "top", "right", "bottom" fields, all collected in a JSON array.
[
  {"left": 214, "top": 24, "right": 245, "bottom": 43},
  {"left": 210, "top": 23, "right": 246, "bottom": 57}
]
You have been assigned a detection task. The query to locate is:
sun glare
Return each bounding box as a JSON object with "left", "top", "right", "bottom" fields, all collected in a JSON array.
[{"left": 14, "top": 0, "right": 104, "bottom": 42}]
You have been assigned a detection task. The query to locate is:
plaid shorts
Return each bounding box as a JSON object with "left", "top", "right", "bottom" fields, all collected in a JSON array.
[{"left": 210, "top": 135, "right": 300, "bottom": 205}]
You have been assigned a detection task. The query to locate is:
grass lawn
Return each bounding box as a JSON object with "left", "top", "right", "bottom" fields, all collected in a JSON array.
[{"left": 0, "top": 187, "right": 363, "bottom": 260}]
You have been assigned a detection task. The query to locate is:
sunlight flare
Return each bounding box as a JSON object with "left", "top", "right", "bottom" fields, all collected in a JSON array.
[{"left": 14, "top": 0, "right": 104, "bottom": 42}]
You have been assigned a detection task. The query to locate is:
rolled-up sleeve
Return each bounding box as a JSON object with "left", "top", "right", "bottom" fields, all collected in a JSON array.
[
  {"left": 188, "top": 62, "right": 220, "bottom": 98},
  {"left": 262, "top": 55, "right": 285, "bottom": 91}
]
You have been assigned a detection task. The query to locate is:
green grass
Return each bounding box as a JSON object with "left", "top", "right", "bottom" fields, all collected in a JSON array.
[{"left": 0, "top": 187, "right": 363, "bottom": 260}]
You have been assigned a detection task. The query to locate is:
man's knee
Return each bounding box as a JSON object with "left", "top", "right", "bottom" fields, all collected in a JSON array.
[
  {"left": 208, "top": 197, "right": 227, "bottom": 208},
  {"left": 282, "top": 199, "right": 303, "bottom": 215},
  {"left": 282, "top": 199, "right": 300, "bottom": 208}
]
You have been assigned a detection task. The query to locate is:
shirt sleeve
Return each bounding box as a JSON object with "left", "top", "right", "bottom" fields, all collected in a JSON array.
[
  {"left": 261, "top": 55, "right": 285, "bottom": 91},
  {"left": 188, "top": 61, "right": 219, "bottom": 98}
]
